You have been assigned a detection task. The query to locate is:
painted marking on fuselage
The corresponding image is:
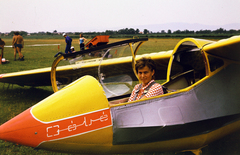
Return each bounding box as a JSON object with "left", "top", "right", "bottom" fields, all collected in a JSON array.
[
  {"left": 28, "top": 108, "right": 112, "bottom": 145},
  {"left": 47, "top": 125, "right": 60, "bottom": 137},
  {"left": 45, "top": 111, "right": 110, "bottom": 138}
]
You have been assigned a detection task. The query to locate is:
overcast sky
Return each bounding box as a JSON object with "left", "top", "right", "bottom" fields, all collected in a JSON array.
[{"left": 1, "top": 0, "right": 240, "bottom": 33}]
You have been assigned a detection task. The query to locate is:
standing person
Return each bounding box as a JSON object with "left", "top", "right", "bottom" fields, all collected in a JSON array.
[
  {"left": 62, "top": 33, "right": 72, "bottom": 54},
  {"left": 12, "top": 31, "right": 24, "bottom": 61},
  {"left": 0, "top": 38, "right": 5, "bottom": 59},
  {"left": 128, "top": 57, "right": 164, "bottom": 102},
  {"left": 79, "top": 34, "right": 87, "bottom": 51},
  {"left": 12, "top": 32, "right": 18, "bottom": 61}
]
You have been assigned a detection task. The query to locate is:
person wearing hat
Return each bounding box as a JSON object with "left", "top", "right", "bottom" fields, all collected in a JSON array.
[
  {"left": 62, "top": 33, "right": 72, "bottom": 54},
  {"left": 71, "top": 46, "right": 76, "bottom": 53}
]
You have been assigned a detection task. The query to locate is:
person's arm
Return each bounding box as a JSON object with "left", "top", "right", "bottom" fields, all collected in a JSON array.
[
  {"left": 12, "top": 36, "right": 17, "bottom": 47},
  {"left": 84, "top": 37, "right": 87, "bottom": 43},
  {"left": 22, "top": 38, "right": 24, "bottom": 48},
  {"left": 109, "top": 98, "right": 129, "bottom": 105},
  {"left": 0, "top": 40, "right": 5, "bottom": 48}
]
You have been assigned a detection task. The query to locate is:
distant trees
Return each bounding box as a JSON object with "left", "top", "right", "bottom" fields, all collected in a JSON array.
[
  {"left": 105, "top": 28, "right": 142, "bottom": 35},
  {"left": 1, "top": 27, "right": 239, "bottom": 38},
  {"left": 8, "top": 31, "right": 28, "bottom": 36},
  {"left": 135, "top": 29, "right": 140, "bottom": 34},
  {"left": 152, "top": 28, "right": 240, "bottom": 35},
  {"left": 46, "top": 32, "right": 52, "bottom": 35},
  {"left": 195, "top": 30, "right": 212, "bottom": 34},
  {"left": 143, "top": 29, "right": 149, "bottom": 34},
  {"left": 172, "top": 29, "right": 194, "bottom": 34}
]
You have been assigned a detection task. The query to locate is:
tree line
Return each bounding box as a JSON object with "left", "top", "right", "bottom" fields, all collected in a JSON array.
[
  {"left": 1, "top": 27, "right": 239, "bottom": 39},
  {"left": 103, "top": 28, "right": 240, "bottom": 35}
]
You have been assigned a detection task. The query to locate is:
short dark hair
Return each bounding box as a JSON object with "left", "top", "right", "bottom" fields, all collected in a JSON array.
[
  {"left": 14, "top": 31, "right": 19, "bottom": 35},
  {"left": 135, "top": 57, "right": 156, "bottom": 73}
]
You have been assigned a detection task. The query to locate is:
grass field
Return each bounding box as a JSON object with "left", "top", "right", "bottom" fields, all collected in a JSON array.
[{"left": 0, "top": 38, "right": 240, "bottom": 155}]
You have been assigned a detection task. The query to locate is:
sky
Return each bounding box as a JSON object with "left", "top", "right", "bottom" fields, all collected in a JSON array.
[{"left": 1, "top": 0, "right": 240, "bottom": 33}]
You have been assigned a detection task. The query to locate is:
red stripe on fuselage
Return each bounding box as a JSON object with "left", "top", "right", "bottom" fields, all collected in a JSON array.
[{"left": 0, "top": 108, "right": 112, "bottom": 147}]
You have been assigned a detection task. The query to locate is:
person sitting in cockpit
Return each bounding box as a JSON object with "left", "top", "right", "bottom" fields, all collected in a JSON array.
[{"left": 128, "top": 57, "right": 163, "bottom": 102}]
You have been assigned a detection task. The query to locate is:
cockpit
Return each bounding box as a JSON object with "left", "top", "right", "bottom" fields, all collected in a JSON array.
[{"left": 163, "top": 41, "right": 207, "bottom": 92}]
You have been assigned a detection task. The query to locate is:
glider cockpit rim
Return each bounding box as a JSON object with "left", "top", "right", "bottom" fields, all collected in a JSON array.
[
  {"left": 50, "top": 38, "right": 148, "bottom": 93},
  {"left": 51, "top": 55, "right": 64, "bottom": 92}
]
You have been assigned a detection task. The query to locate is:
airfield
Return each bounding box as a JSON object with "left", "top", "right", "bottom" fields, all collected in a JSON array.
[{"left": 1, "top": 38, "right": 240, "bottom": 154}]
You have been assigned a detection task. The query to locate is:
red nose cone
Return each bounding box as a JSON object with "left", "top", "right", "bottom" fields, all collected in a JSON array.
[
  {"left": 0, "top": 107, "right": 113, "bottom": 148},
  {"left": 0, "top": 108, "right": 44, "bottom": 147}
]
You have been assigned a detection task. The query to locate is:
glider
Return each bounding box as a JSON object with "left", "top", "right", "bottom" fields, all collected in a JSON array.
[{"left": 0, "top": 36, "right": 240, "bottom": 155}]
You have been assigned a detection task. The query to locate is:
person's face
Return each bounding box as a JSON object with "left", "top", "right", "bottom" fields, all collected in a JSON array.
[{"left": 137, "top": 66, "right": 155, "bottom": 86}]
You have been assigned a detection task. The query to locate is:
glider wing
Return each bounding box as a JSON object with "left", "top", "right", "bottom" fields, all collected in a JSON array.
[{"left": 204, "top": 35, "right": 240, "bottom": 62}]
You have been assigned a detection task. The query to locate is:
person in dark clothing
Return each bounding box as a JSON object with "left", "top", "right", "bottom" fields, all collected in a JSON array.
[
  {"left": 0, "top": 38, "right": 5, "bottom": 59},
  {"left": 62, "top": 33, "right": 72, "bottom": 54}
]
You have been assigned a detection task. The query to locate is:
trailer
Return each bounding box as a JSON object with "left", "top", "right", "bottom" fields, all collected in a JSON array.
[{"left": 85, "top": 35, "right": 109, "bottom": 49}]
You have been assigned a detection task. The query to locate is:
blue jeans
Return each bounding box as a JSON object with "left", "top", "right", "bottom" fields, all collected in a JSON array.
[{"left": 65, "top": 45, "right": 72, "bottom": 54}]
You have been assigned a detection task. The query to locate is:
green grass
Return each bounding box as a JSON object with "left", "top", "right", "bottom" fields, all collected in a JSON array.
[{"left": 0, "top": 38, "right": 239, "bottom": 154}]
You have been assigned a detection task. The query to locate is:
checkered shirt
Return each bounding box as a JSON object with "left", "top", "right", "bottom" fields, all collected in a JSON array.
[{"left": 128, "top": 80, "right": 163, "bottom": 102}]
